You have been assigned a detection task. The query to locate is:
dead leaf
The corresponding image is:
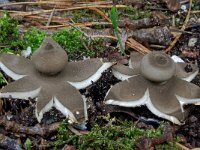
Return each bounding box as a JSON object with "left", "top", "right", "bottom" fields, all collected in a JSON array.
[{"left": 163, "top": 0, "right": 181, "bottom": 12}]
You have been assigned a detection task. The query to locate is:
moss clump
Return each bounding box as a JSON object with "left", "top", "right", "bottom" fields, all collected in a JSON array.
[
  {"left": 0, "top": 12, "right": 21, "bottom": 53},
  {"left": 52, "top": 28, "right": 104, "bottom": 59},
  {"left": 22, "top": 27, "right": 45, "bottom": 52},
  {"left": 52, "top": 120, "right": 71, "bottom": 149},
  {"left": 52, "top": 118, "right": 179, "bottom": 150},
  {"left": 0, "top": 13, "right": 104, "bottom": 58}
]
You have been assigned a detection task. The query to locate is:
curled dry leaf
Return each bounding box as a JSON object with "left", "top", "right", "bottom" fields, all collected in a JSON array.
[
  {"left": 163, "top": 0, "right": 181, "bottom": 12},
  {"left": 128, "top": 26, "right": 172, "bottom": 46}
]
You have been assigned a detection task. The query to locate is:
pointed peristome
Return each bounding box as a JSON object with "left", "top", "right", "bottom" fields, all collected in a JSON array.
[{"left": 32, "top": 37, "right": 68, "bottom": 75}]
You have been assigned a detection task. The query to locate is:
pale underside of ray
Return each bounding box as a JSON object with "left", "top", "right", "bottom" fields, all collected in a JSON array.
[
  {"left": 68, "top": 62, "right": 113, "bottom": 89},
  {"left": 0, "top": 62, "right": 26, "bottom": 80},
  {"left": 35, "top": 96, "right": 88, "bottom": 123},
  {"left": 112, "top": 68, "right": 136, "bottom": 80},
  {"left": 0, "top": 88, "right": 41, "bottom": 99},
  {"left": 35, "top": 97, "right": 76, "bottom": 123},
  {"left": 106, "top": 89, "right": 182, "bottom": 125},
  {"left": 176, "top": 95, "right": 200, "bottom": 112},
  {"left": 126, "top": 53, "right": 198, "bottom": 82},
  {"left": 182, "top": 70, "right": 199, "bottom": 82},
  {"left": 112, "top": 68, "right": 198, "bottom": 82},
  {"left": 113, "top": 61, "right": 198, "bottom": 82}
]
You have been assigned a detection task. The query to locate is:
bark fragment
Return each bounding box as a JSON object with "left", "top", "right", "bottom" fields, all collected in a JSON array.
[
  {"left": 136, "top": 125, "right": 174, "bottom": 150},
  {"left": 0, "top": 115, "right": 59, "bottom": 136},
  {"left": 0, "top": 133, "right": 22, "bottom": 150}
]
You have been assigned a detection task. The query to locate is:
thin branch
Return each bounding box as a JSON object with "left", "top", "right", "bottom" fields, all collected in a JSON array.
[
  {"left": 46, "top": 8, "right": 55, "bottom": 26},
  {"left": 175, "top": 142, "right": 191, "bottom": 150},
  {"left": 0, "top": 115, "right": 60, "bottom": 137},
  {"left": 0, "top": 5, "right": 127, "bottom": 17}
]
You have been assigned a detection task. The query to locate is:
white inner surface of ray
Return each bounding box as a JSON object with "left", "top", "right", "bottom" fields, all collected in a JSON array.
[
  {"left": 182, "top": 70, "right": 199, "bottom": 82},
  {"left": 106, "top": 89, "right": 182, "bottom": 125},
  {"left": 112, "top": 68, "right": 135, "bottom": 81},
  {"left": 0, "top": 62, "right": 26, "bottom": 80},
  {"left": 35, "top": 97, "right": 54, "bottom": 123},
  {"left": 106, "top": 89, "right": 149, "bottom": 106},
  {"left": 54, "top": 97, "right": 77, "bottom": 123},
  {"left": 146, "top": 96, "right": 181, "bottom": 125},
  {"left": 35, "top": 96, "right": 77, "bottom": 123},
  {"left": 171, "top": 55, "right": 185, "bottom": 63},
  {"left": 68, "top": 62, "right": 113, "bottom": 89},
  {"left": 82, "top": 95, "right": 88, "bottom": 121},
  {"left": 0, "top": 88, "right": 41, "bottom": 99},
  {"left": 176, "top": 95, "right": 200, "bottom": 112},
  {"left": 128, "top": 58, "right": 133, "bottom": 68}
]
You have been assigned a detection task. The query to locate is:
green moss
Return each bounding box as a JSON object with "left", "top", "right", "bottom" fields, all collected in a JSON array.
[
  {"left": 52, "top": 118, "right": 180, "bottom": 150},
  {"left": 0, "top": 12, "right": 21, "bottom": 53},
  {"left": 22, "top": 27, "right": 45, "bottom": 52},
  {"left": 0, "top": 12, "right": 104, "bottom": 58},
  {"left": 0, "top": 72, "right": 6, "bottom": 85},
  {"left": 52, "top": 120, "right": 71, "bottom": 149},
  {"left": 52, "top": 28, "right": 104, "bottom": 59}
]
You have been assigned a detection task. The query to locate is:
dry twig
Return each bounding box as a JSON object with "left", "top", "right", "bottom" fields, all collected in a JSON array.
[
  {"left": 175, "top": 142, "right": 191, "bottom": 150},
  {"left": 0, "top": 115, "right": 59, "bottom": 136}
]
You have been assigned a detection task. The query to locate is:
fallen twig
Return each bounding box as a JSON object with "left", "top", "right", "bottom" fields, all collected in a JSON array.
[
  {"left": 0, "top": 1, "right": 112, "bottom": 8},
  {"left": 46, "top": 8, "right": 55, "bottom": 26},
  {"left": 136, "top": 125, "right": 174, "bottom": 150},
  {"left": 175, "top": 142, "right": 191, "bottom": 150},
  {"left": 88, "top": 7, "right": 111, "bottom": 22},
  {"left": 0, "top": 5, "right": 127, "bottom": 17},
  {"left": 41, "top": 22, "right": 111, "bottom": 29},
  {"left": 0, "top": 115, "right": 60, "bottom": 136}
]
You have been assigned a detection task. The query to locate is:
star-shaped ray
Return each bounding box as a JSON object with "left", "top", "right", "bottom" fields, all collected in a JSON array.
[
  {"left": 105, "top": 52, "right": 200, "bottom": 125},
  {"left": 112, "top": 51, "right": 199, "bottom": 82},
  {"left": 0, "top": 37, "right": 112, "bottom": 123}
]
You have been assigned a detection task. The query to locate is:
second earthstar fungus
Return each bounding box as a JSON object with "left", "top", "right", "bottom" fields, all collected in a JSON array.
[
  {"left": 0, "top": 37, "right": 113, "bottom": 123},
  {"left": 112, "top": 51, "right": 199, "bottom": 82},
  {"left": 105, "top": 52, "right": 200, "bottom": 125}
]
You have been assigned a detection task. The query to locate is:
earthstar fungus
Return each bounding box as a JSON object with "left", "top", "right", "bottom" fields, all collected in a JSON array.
[
  {"left": 0, "top": 37, "right": 113, "bottom": 123},
  {"left": 105, "top": 52, "right": 200, "bottom": 124},
  {"left": 112, "top": 51, "right": 199, "bottom": 82}
]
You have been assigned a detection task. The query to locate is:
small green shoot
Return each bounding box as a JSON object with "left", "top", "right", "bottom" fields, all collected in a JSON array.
[
  {"left": 25, "top": 138, "right": 32, "bottom": 150},
  {"left": 110, "top": 6, "right": 125, "bottom": 54},
  {"left": 0, "top": 72, "right": 7, "bottom": 85}
]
